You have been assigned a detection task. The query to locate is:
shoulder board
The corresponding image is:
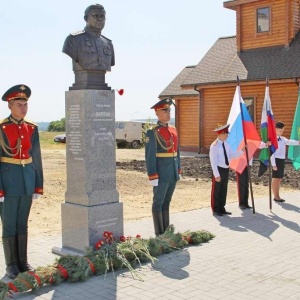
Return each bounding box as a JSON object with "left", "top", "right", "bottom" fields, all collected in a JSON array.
[
  {"left": 0, "top": 118, "right": 9, "bottom": 124},
  {"left": 212, "top": 139, "right": 218, "bottom": 146},
  {"left": 24, "top": 119, "right": 37, "bottom": 126},
  {"left": 169, "top": 125, "right": 175, "bottom": 129},
  {"left": 149, "top": 124, "right": 159, "bottom": 130},
  {"left": 101, "top": 35, "right": 112, "bottom": 42},
  {"left": 70, "top": 30, "right": 85, "bottom": 36}
]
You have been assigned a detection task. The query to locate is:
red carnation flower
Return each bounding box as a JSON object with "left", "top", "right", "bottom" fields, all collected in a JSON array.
[
  {"left": 95, "top": 240, "right": 104, "bottom": 249},
  {"left": 136, "top": 234, "right": 141, "bottom": 239},
  {"left": 117, "top": 89, "right": 124, "bottom": 96},
  {"left": 120, "top": 236, "right": 126, "bottom": 242},
  {"left": 103, "top": 231, "right": 110, "bottom": 238}
]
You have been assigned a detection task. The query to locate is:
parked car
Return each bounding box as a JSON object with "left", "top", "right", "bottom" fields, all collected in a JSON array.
[{"left": 54, "top": 133, "right": 66, "bottom": 143}]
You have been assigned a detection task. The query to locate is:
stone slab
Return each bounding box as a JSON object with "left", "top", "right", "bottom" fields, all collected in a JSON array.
[
  {"left": 65, "top": 89, "right": 119, "bottom": 206},
  {"left": 57, "top": 201, "right": 123, "bottom": 254}
]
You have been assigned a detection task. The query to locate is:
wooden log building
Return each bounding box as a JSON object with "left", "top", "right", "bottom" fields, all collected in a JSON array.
[{"left": 159, "top": 0, "right": 300, "bottom": 153}]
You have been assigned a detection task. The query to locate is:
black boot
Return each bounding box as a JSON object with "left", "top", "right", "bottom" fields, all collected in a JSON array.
[
  {"left": 162, "top": 210, "right": 170, "bottom": 231},
  {"left": 2, "top": 236, "right": 20, "bottom": 279},
  {"left": 17, "top": 233, "right": 34, "bottom": 272},
  {"left": 152, "top": 211, "right": 164, "bottom": 236}
]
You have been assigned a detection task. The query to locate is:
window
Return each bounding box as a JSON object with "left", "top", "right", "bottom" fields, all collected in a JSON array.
[
  {"left": 243, "top": 98, "right": 254, "bottom": 121},
  {"left": 257, "top": 7, "right": 270, "bottom": 33}
]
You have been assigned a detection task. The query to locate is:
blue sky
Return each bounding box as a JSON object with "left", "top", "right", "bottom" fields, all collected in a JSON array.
[{"left": 0, "top": 1, "right": 236, "bottom": 122}]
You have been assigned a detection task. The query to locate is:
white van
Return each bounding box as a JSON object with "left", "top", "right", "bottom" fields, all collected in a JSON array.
[{"left": 115, "top": 121, "right": 152, "bottom": 149}]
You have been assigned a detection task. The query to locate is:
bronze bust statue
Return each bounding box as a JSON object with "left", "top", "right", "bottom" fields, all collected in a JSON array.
[{"left": 62, "top": 4, "right": 115, "bottom": 90}]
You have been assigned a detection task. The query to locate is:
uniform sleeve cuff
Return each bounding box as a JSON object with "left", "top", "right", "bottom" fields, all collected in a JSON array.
[
  {"left": 35, "top": 188, "right": 43, "bottom": 195},
  {"left": 148, "top": 174, "right": 159, "bottom": 180}
]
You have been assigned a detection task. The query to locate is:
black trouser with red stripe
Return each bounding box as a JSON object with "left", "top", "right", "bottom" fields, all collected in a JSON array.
[
  {"left": 236, "top": 166, "right": 249, "bottom": 207},
  {"left": 211, "top": 167, "right": 229, "bottom": 214}
]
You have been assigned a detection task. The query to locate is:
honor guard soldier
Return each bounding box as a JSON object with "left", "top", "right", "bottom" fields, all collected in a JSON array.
[
  {"left": 0, "top": 84, "right": 43, "bottom": 279},
  {"left": 145, "top": 98, "right": 181, "bottom": 236},
  {"left": 209, "top": 124, "right": 243, "bottom": 216}
]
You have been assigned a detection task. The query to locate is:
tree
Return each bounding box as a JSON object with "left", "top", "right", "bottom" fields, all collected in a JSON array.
[{"left": 47, "top": 118, "right": 65, "bottom": 132}]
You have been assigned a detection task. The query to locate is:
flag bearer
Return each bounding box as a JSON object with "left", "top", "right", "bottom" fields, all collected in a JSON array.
[
  {"left": 0, "top": 84, "right": 43, "bottom": 279},
  {"left": 210, "top": 124, "right": 243, "bottom": 216},
  {"left": 237, "top": 141, "right": 270, "bottom": 210},
  {"left": 271, "top": 121, "right": 300, "bottom": 203},
  {"left": 145, "top": 98, "right": 181, "bottom": 236}
]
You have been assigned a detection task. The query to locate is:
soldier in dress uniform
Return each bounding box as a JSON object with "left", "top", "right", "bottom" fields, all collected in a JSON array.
[
  {"left": 209, "top": 124, "right": 243, "bottom": 217},
  {"left": 62, "top": 4, "right": 115, "bottom": 72},
  {"left": 0, "top": 84, "right": 43, "bottom": 279},
  {"left": 145, "top": 98, "right": 181, "bottom": 236}
]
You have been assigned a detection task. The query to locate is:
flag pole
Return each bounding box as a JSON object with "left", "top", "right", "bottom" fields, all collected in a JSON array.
[
  {"left": 266, "top": 77, "right": 272, "bottom": 211},
  {"left": 237, "top": 76, "right": 255, "bottom": 214}
]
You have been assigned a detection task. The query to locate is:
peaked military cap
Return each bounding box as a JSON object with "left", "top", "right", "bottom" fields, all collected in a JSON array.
[
  {"left": 213, "top": 124, "right": 230, "bottom": 134},
  {"left": 275, "top": 121, "right": 284, "bottom": 128},
  {"left": 2, "top": 84, "right": 31, "bottom": 102},
  {"left": 151, "top": 98, "right": 174, "bottom": 111}
]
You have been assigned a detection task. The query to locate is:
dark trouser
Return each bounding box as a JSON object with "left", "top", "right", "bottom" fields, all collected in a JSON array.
[
  {"left": 237, "top": 166, "right": 249, "bottom": 206},
  {"left": 0, "top": 195, "right": 32, "bottom": 237},
  {"left": 211, "top": 167, "right": 229, "bottom": 213},
  {"left": 152, "top": 181, "right": 177, "bottom": 235},
  {"left": 0, "top": 196, "right": 33, "bottom": 276}
]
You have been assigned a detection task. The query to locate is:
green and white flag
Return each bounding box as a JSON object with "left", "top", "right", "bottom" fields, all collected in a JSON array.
[{"left": 288, "top": 89, "right": 300, "bottom": 170}]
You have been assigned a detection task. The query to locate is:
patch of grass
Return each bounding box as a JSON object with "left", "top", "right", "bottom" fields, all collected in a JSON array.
[{"left": 39, "top": 131, "right": 66, "bottom": 150}]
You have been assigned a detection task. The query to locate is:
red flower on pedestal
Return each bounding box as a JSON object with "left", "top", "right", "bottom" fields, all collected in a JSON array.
[
  {"left": 117, "top": 89, "right": 124, "bottom": 96},
  {"left": 136, "top": 234, "right": 141, "bottom": 239}
]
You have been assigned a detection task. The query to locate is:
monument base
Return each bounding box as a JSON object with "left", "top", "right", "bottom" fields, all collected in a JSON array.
[
  {"left": 52, "top": 201, "right": 123, "bottom": 255},
  {"left": 70, "top": 70, "right": 111, "bottom": 90}
]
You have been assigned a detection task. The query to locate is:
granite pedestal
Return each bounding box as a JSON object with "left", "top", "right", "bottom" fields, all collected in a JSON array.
[{"left": 53, "top": 89, "right": 123, "bottom": 255}]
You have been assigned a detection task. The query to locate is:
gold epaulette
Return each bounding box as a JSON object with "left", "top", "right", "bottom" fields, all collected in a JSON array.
[
  {"left": 24, "top": 119, "right": 37, "bottom": 126},
  {"left": 0, "top": 118, "right": 9, "bottom": 124},
  {"left": 149, "top": 124, "right": 158, "bottom": 130}
]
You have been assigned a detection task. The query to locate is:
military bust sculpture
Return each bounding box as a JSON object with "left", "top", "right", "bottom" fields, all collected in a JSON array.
[{"left": 62, "top": 4, "right": 115, "bottom": 90}]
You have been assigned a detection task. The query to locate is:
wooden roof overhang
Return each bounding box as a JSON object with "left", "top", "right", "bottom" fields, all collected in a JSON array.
[{"left": 223, "top": 0, "right": 261, "bottom": 10}]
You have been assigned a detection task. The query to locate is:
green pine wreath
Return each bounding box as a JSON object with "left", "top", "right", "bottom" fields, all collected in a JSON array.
[{"left": 0, "top": 225, "right": 215, "bottom": 299}]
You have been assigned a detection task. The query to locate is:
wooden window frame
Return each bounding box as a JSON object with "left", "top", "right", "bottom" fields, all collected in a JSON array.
[{"left": 255, "top": 5, "right": 272, "bottom": 36}]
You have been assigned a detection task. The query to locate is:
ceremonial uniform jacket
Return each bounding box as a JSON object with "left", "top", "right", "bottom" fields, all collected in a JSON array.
[
  {"left": 145, "top": 122, "right": 181, "bottom": 182},
  {"left": 0, "top": 116, "right": 43, "bottom": 197},
  {"left": 62, "top": 26, "right": 115, "bottom": 72}
]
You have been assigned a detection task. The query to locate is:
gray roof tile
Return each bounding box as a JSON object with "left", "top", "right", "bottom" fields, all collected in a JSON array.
[
  {"left": 181, "top": 33, "right": 300, "bottom": 87},
  {"left": 159, "top": 66, "right": 198, "bottom": 97}
]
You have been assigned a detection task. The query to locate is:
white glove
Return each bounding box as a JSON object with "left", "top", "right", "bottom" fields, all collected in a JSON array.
[
  {"left": 149, "top": 179, "right": 159, "bottom": 186},
  {"left": 0, "top": 197, "right": 4, "bottom": 202},
  {"left": 32, "top": 194, "right": 41, "bottom": 200}
]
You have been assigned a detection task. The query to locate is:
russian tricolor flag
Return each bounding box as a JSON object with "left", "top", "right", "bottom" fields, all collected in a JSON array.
[
  {"left": 259, "top": 84, "right": 278, "bottom": 166},
  {"left": 227, "top": 85, "right": 261, "bottom": 174}
]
